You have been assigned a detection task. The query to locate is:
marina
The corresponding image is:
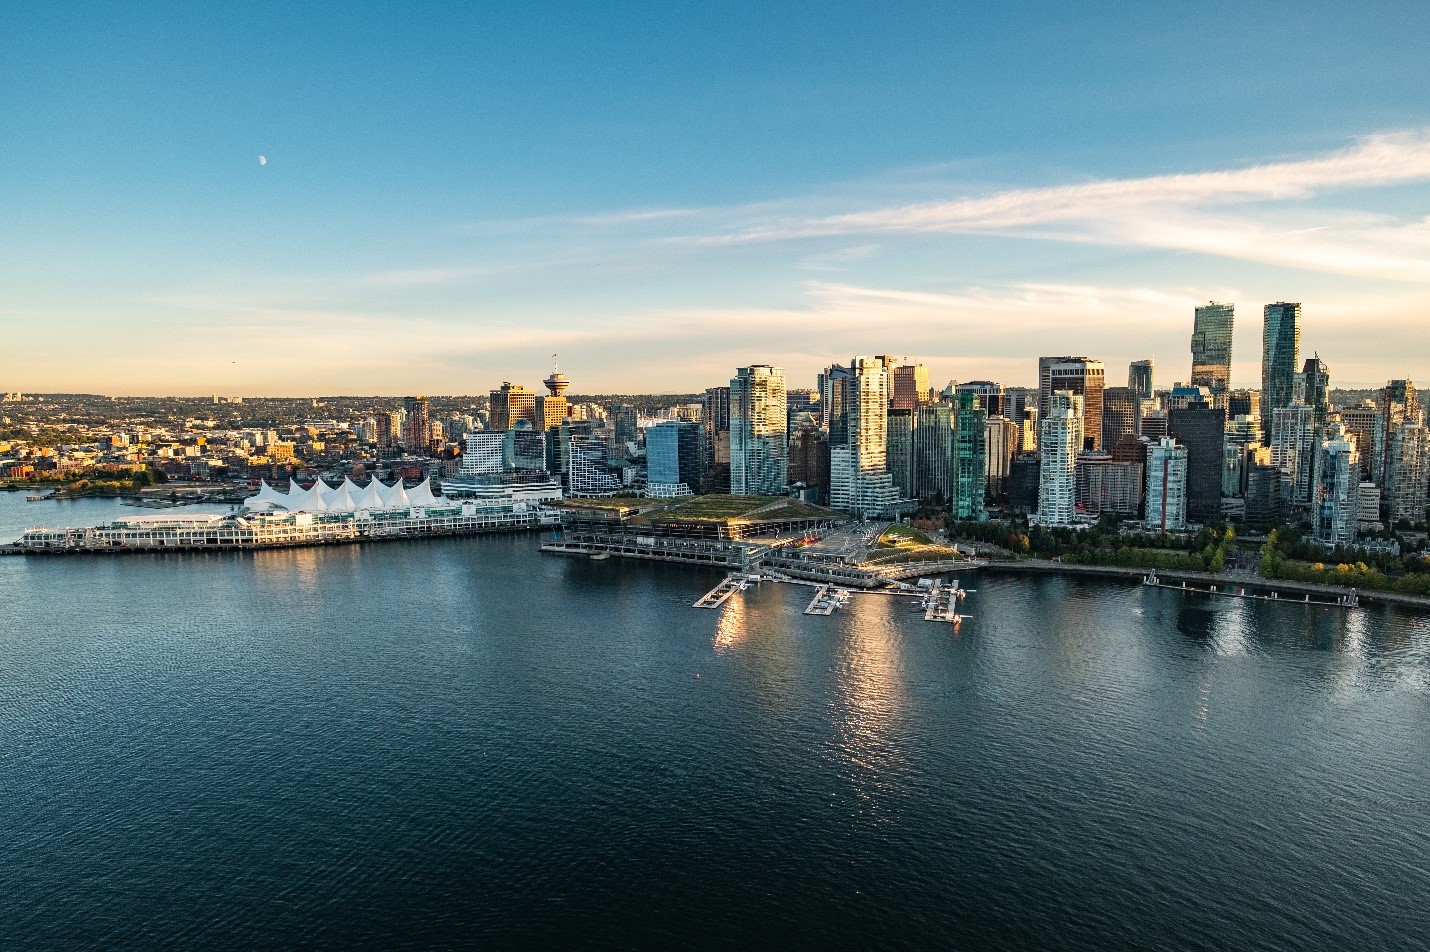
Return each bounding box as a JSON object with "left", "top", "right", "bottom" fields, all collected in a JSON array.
[{"left": 802, "top": 584, "right": 851, "bottom": 616}]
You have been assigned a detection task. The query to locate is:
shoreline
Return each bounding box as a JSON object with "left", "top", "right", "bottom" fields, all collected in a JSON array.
[{"left": 976, "top": 558, "right": 1430, "bottom": 611}]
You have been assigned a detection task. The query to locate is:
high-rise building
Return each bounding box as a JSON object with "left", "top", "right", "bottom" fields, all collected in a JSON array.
[
  {"left": 568, "top": 431, "right": 622, "bottom": 496},
  {"left": 1227, "top": 389, "right": 1260, "bottom": 421},
  {"left": 914, "top": 402, "right": 954, "bottom": 502},
  {"left": 1301, "top": 357, "right": 1331, "bottom": 437},
  {"left": 536, "top": 359, "right": 570, "bottom": 433},
  {"left": 1038, "top": 357, "right": 1105, "bottom": 450},
  {"left": 1009, "top": 453, "right": 1041, "bottom": 512},
  {"left": 1384, "top": 421, "right": 1429, "bottom": 526},
  {"left": 1222, "top": 414, "right": 1262, "bottom": 498},
  {"left": 489, "top": 382, "right": 537, "bottom": 432},
  {"left": 730, "top": 365, "right": 788, "bottom": 496},
  {"left": 1338, "top": 400, "right": 1382, "bottom": 482},
  {"left": 985, "top": 415, "right": 1019, "bottom": 500},
  {"left": 459, "top": 431, "right": 505, "bottom": 477},
  {"left": 645, "top": 421, "right": 703, "bottom": 497},
  {"left": 1245, "top": 451, "right": 1283, "bottom": 532},
  {"left": 1101, "top": 386, "right": 1138, "bottom": 454},
  {"left": 1145, "top": 437, "right": 1189, "bottom": 532},
  {"left": 1270, "top": 403, "right": 1316, "bottom": 505},
  {"left": 1261, "top": 303, "right": 1301, "bottom": 438},
  {"left": 827, "top": 357, "right": 899, "bottom": 516},
  {"left": 891, "top": 363, "right": 929, "bottom": 411},
  {"left": 702, "top": 386, "right": 731, "bottom": 493},
  {"left": 1190, "top": 302, "right": 1235, "bottom": 397},
  {"left": 953, "top": 391, "right": 987, "bottom": 520},
  {"left": 1377, "top": 380, "right": 1420, "bottom": 488},
  {"left": 1169, "top": 403, "right": 1226, "bottom": 523},
  {"left": 1076, "top": 454, "right": 1143, "bottom": 516},
  {"left": 788, "top": 424, "right": 830, "bottom": 502},
  {"left": 1128, "top": 359, "right": 1155, "bottom": 400},
  {"left": 402, "top": 396, "right": 430, "bottom": 451},
  {"left": 956, "top": 381, "right": 1003, "bottom": 417},
  {"left": 376, "top": 411, "right": 397, "bottom": 449},
  {"left": 1034, "top": 391, "right": 1082, "bottom": 526},
  {"left": 1314, "top": 424, "right": 1359, "bottom": 548},
  {"left": 607, "top": 405, "right": 639, "bottom": 453},
  {"left": 886, "top": 408, "right": 916, "bottom": 499}
]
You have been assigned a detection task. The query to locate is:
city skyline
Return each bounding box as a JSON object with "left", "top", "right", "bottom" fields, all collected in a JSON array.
[{"left": 5, "top": 4, "right": 1430, "bottom": 394}]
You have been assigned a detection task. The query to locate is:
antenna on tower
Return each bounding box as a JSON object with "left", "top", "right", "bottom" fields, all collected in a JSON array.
[{"left": 552, "top": 353, "right": 559, "bottom": 373}]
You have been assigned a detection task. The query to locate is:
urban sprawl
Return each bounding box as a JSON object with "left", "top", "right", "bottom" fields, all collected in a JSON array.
[{"left": 5, "top": 303, "right": 1430, "bottom": 597}]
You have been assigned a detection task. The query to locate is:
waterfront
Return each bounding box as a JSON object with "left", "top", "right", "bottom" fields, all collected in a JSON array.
[{"left": 1, "top": 494, "right": 1428, "bottom": 949}]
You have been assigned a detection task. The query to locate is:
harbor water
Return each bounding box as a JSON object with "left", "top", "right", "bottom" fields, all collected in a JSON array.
[{"left": 1, "top": 493, "right": 1428, "bottom": 949}]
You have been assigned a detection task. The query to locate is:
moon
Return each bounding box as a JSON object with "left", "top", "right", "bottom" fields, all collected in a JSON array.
[{"left": 258, "top": 155, "right": 267, "bottom": 166}]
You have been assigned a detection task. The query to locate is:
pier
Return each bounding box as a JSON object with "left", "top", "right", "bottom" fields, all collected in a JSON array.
[
  {"left": 803, "top": 584, "right": 850, "bottom": 616},
  {"left": 1142, "top": 571, "right": 1360, "bottom": 608},
  {"left": 693, "top": 574, "right": 753, "bottom": 609},
  {"left": 921, "top": 580, "right": 970, "bottom": 624}
]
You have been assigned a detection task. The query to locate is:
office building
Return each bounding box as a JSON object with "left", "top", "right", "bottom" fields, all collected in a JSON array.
[
  {"left": 503, "top": 421, "right": 546, "bottom": 471},
  {"left": 645, "top": 421, "right": 703, "bottom": 497},
  {"left": 1190, "top": 302, "right": 1234, "bottom": 398},
  {"left": 1128, "top": 359, "right": 1155, "bottom": 400},
  {"left": 1222, "top": 414, "right": 1262, "bottom": 498},
  {"left": 1168, "top": 402, "right": 1225, "bottom": 523},
  {"left": 1261, "top": 303, "right": 1301, "bottom": 438},
  {"left": 953, "top": 391, "right": 987, "bottom": 520},
  {"left": 1039, "top": 357, "right": 1105, "bottom": 450},
  {"left": 1301, "top": 357, "right": 1331, "bottom": 437},
  {"left": 730, "top": 365, "right": 788, "bottom": 496},
  {"left": 1314, "top": 424, "right": 1359, "bottom": 548},
  {"left": 489, "top": 382, "right": 537, "bottom": 432},
  {"left": 702, "top": 386, "right": 731, "bottom": 493},
  {"left": 1101, "top": 386, "right": 1138, "bottom": 453},
  {"left": 1034, "top": 391, "right": 1083, "bottom": 526},
  {"left": 914, "top": 402, "right": 954, "bottom": 501},
  {"left": 1227, "top": 389, "right": 1260, "bottom": 421},
  {"left": 956, "top": 381, "right": 1003, "bottom": 417},
  {"left": 986, "top": 415, "right": 1019, "bottom": 499},
  {"left": 891, "top": 363, "right": 929, "bottom": 411},
  {"left": 1145, "top": 437, "right": 1189, "bottom": 532},
  {"left": 886, "top": 408, "right": 916, "bottom": 499}
]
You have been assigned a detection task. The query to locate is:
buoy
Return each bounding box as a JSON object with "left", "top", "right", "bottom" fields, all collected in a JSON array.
[{"left": 694, "top": 673, "right": 701, "bottom": 679}]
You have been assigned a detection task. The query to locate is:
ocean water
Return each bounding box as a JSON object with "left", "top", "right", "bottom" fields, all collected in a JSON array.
[{"left": 1, "top": 492, "right": 1428, "bottom": 949}]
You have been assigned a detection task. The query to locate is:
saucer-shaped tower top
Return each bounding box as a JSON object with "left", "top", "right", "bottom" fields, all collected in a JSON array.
[{"left": 543, "top": 354, "right": 569, "bottom": 397}]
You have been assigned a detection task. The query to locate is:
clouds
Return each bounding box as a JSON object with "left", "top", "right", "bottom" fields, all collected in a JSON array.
[{"left": 691, "top": 130, "right": 1430, "bottom": 283}]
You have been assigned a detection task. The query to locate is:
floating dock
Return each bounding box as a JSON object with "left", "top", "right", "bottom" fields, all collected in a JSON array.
[
  {"left": 922, "top": 580, "right": 971, "bottom": 624},
  {"left": 1142, "top": 571, "right": 1359, "bottom": 608},
  {"left": 803, "top": 584, "right": 850, "bottom": 616},
  {"left": 693, "top": 574, "right": 751, "bottom": 609}
]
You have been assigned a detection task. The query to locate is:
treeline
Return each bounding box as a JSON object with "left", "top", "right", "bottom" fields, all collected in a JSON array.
[
  {"left": 1260, "top": 530, "right": 1430, "bottom": 596},
  {"left": 950, "top": 517, "right": 1237, "bottom": 573}
]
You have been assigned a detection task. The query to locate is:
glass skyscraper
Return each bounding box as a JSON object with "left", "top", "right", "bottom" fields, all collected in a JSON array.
[
  {"left": 1190, "top": 302, "right": 1234, "bottom": 397},
  {"left": 730, "top": 365, "right": 788, "bottom": 496},
  {"left": 953, "top": 391, "right": 987, "bottom": 520},
  {"left": 1262, "top": 302, "right": 1301, "bottom": 438}
]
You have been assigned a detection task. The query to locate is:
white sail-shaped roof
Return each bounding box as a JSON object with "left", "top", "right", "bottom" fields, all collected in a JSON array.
[
  {"left": 353, "top": 479, "right": 385, "bottom": 510},
  {"left": 407, "top": 478, "right": 439, "bottom": 507},
  {"left": 380, "top": 480, "right": 412, "bottom": 508},
  {"left": 246, "top": 480, "right": 291, "bottom": 509},
  {"left": 324, "top": 481, "right": 357, "bottom": 512},
  {"left": 287, "top": 481, "right": 328, "bottom": 512}
]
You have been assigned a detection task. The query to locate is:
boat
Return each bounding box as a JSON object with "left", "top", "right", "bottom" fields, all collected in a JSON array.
[{"left": 589, "top": 552, "right": 611, "bottom": 561}]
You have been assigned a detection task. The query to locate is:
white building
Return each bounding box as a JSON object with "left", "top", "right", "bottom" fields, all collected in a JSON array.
[
  {"left": 1033, "top": 391, "right": 1083, "bottom": 526},
  {"left": 826, "top": 356, "right": 900, "bottom": 517},
  {"left": 1144, "top": 437, "right": 1189, "bottom": 532},
  {"left": 1270, "top": 403, "right": 1316, "bottom": 505}
]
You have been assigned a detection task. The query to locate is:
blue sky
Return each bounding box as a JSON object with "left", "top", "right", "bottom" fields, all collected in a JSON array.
[{"left": 4, "top": 1, "right": 1430, "bottom": 395}]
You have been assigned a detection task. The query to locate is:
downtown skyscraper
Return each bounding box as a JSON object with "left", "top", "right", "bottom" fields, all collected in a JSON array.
[
  {"left": 1261, "top": 302, "right": 1301, "bottom": 438},
  {"left": 1190, "top": 302, "right": 1234, "bottom": 398},
  {"left": 1038, "top": 357, "right": 1105, "bottom": 451},
  {"left": 826, "top": 357, "right": 899, "bottom": 516},
  {"left": 730, "top": 365, "right": 788, "bottom": 496}
]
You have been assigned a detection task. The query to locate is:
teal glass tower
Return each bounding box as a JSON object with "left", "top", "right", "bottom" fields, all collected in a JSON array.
[{"left": 1261, "top": 302, "right": 1301, "bottom": 438}]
